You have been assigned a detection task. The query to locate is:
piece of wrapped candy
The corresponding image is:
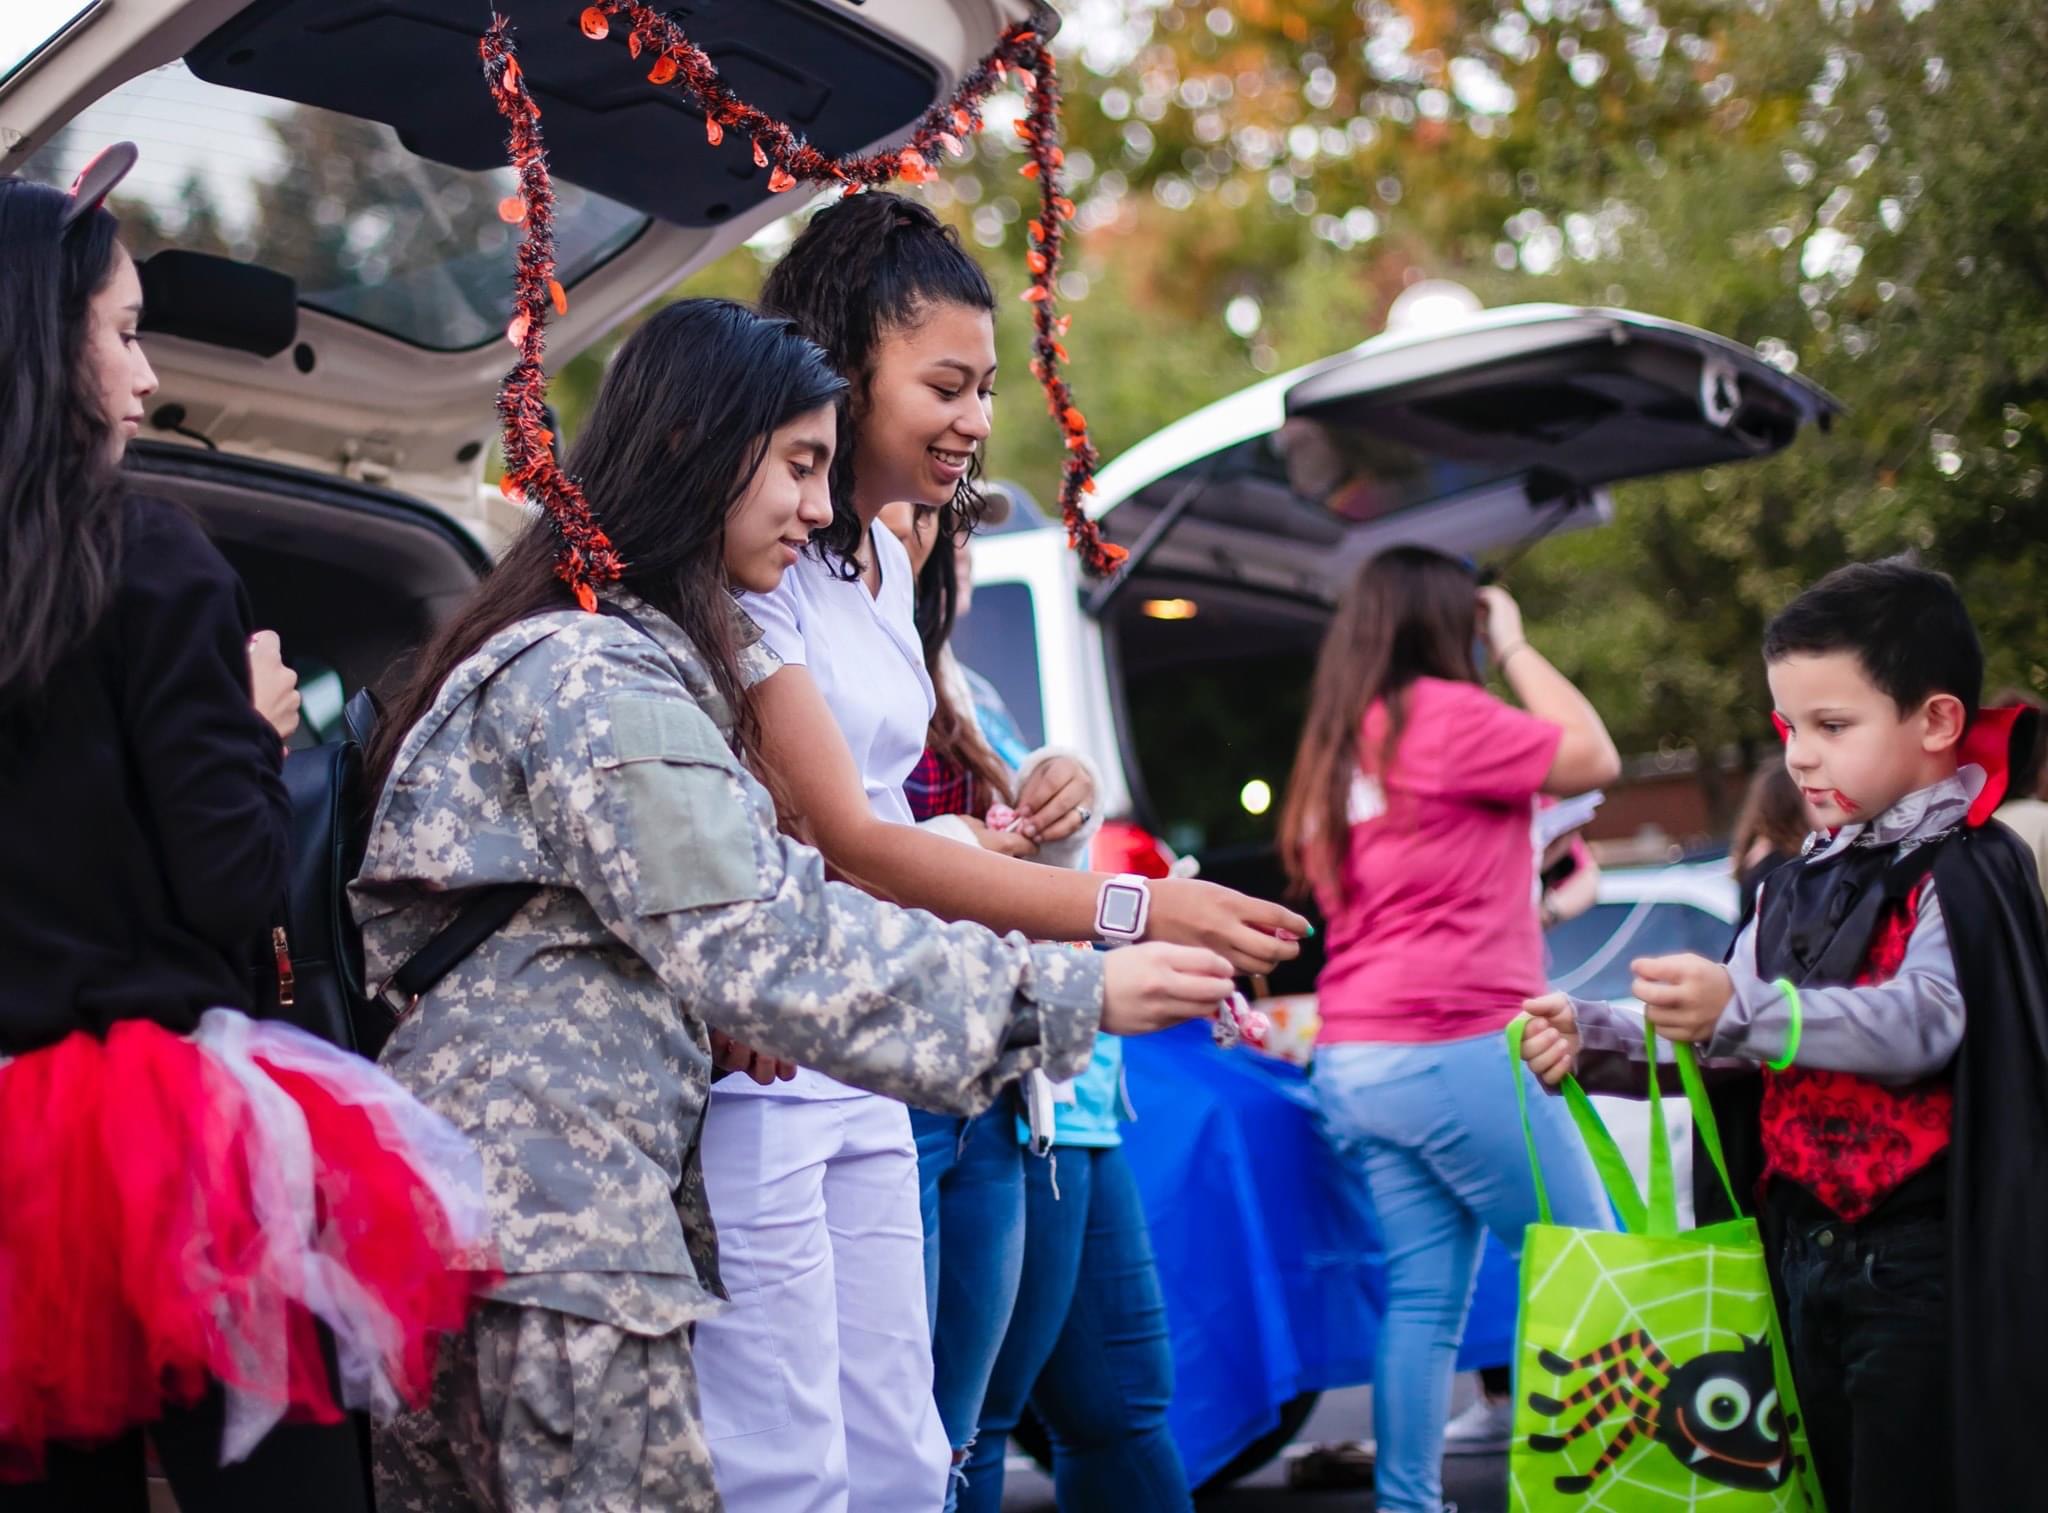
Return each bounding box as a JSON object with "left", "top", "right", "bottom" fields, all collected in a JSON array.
[
  {"left": 1211, "top": 991, "right": 1270, "bottom": 1051},
  {"left": 985, "top": 804, "right": 1021, "bottom": 833}
]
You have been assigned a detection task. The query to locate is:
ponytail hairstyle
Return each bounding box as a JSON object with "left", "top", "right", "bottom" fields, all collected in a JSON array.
[
  {"left": 908, "top": 527, "right": 1012, "bottom": 807},
  {"left": 367, "top": 299, "right": 846, "bottom": 796},
  {"left": 759, "top": 191, "right": 995, "bottom": 578},
  {"left": 0, "top": 177, "right": 125, "bottom": 717},
  {"left": 1279, "top": 546, "right": 1483, "bottom": 898}
]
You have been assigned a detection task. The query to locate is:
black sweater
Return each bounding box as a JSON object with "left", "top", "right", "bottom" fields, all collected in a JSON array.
[{"left": 0, "top": 496, "right": 288, "bottom": 1054}]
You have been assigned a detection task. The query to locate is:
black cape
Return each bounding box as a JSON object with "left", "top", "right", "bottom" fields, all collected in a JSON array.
[{"left": 1695, "top": 819, "right": 2048, "bottom": 1509}]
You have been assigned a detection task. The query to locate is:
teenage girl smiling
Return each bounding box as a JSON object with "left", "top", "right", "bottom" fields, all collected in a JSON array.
[{"left": 691, "top": 193, "right": 1308, "bottom": 1510}]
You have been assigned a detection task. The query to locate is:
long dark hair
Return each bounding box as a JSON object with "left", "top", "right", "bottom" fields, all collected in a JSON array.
[
  {"left": 1279, "top": 545, "right": 1482, "bottom": 897},
  {"left": 759, "top": 192, "right": 995, "bottom": 577},
  {"left": 0, "top": 177, "right": 124, "bottom": 715},
  {"left": 368, "top": 299, "right": 846, "bottom": 793},
  {"left": 1731, "top": 763, "right": 1809, "bottom": 868},
  {"left": 909, "top": 527, "right": 1011, "bottom": 806}
]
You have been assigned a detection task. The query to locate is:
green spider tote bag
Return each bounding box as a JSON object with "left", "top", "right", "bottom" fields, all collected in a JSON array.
[{"left": 1503, "top": 1018, "right": 1826, "bottom": 1513}]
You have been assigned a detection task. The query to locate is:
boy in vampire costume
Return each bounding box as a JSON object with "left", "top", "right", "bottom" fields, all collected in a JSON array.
[{"left": 1518, "top": 558, "right": 2048, "bottom": 1513}]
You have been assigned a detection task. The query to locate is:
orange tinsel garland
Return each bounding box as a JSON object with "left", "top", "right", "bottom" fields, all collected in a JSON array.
[
  {"left": 480, "top": 19, "right": 621, "bottom": 612},
  {"left": 479, "top": 5, "right": 1123, "bottom": 613}
]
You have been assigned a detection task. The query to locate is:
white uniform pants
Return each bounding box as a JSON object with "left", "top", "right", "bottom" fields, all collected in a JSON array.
[{"left": 696, "top": 1089, "right": 949, "bottom": 1513}]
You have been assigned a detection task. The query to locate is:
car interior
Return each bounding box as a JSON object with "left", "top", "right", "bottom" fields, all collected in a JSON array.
[
  {"left": 17, "top": 0, "right": 992, "bottom": 742},
  {"left": 126, "top": 444, "right": 489, "bottom": 745},
  {"left": 1100, "top": 571, "right": 1330, "bottom": 995}
]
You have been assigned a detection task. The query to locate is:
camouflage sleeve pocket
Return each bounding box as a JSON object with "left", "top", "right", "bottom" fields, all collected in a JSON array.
[{"left": 593, "top": 695, "right": 767, "bottom": 915}]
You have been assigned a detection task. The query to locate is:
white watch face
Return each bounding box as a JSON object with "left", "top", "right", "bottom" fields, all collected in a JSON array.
[{"left": 1100, "top": 884, "right": 1145, "bottom": 935}]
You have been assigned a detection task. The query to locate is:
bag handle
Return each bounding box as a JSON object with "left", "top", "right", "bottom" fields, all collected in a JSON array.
[
  {"left": 1640, "top": 1023, "right": 1677, "bottom": 1233},
  {"left": 1507, "top": 1013, "right": 1743, "bottom": 1236},
  {"left": 1507, "top": 1015, "right": 1648, "bottom": 1234},
  {"left": 1674, "top": 1035, "right": 1743, "bottom": 1218}
]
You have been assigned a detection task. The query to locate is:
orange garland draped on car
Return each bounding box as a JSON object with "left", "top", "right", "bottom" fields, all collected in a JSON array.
[{"left": 479, "top": 5, "right": 1123, "bottom": 613}]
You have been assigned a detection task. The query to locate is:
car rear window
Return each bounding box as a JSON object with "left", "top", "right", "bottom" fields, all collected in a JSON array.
[
  {"left": 950, "top": 582, "right": 1046, "bottom": 751},
  {"left": 1545, "top": 900, "right": 1738, "bottom": 1001},
  {"left": 22, "top": 62, "right": 647, "bottom": 351}
]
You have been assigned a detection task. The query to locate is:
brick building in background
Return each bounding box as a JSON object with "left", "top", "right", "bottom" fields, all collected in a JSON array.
[{"left": 1583, "top": 747, "right": 1761, "bottom": 866}]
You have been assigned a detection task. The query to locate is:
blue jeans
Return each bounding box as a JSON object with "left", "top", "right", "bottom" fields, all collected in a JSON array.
[
  {"left": 911, "top": 1105, "right": 1026, "bottom": 1503},
  {"left": 1312, "top": 1033, "right": 1612, "bottom": 1513},
  {"left": 959, "top": 1144, "right": 1191, "bottom": 1513}
]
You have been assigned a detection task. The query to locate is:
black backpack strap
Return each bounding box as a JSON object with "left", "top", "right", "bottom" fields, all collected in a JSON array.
[
  {"left": 373, "top": 602, "right": 657, "bottom": 1025},
  {"left": 379, "top": 882, "right": 539, "bottom": 1018}
]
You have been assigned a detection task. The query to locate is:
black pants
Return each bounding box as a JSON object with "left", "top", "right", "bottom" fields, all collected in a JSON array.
[
  {"left": 0, "top": 1386, "right": 371, "bottom": 1513},
  {"left": 1768, "top": 1180, "right": 1953, "bottom": 1513}
]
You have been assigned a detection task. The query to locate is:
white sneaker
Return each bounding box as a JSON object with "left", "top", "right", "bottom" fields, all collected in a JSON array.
[{"left": 1441, "top": 1395, "right": 1514, "bottom": 1455}]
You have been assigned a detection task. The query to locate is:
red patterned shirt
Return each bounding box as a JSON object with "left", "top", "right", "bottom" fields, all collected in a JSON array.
[
  {"left": 905, "top": 747, "right": 977, "bottom": 824},
  {"left": 1760, "top": 879, "right": 1955, "bottom": 1219}
]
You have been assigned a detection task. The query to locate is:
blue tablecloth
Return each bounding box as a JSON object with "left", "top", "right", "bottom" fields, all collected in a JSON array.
[{"left": 1121, "top": 1022, "right": 1520, "bottom": 1487}]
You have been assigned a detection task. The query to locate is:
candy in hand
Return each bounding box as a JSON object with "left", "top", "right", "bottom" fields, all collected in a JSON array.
[
  {"left": 1211, "top": 992, "right": 1270, "bottom": 1050},
  {"left": 985, "top": 804, "right": 1022, "bottom": 833}
]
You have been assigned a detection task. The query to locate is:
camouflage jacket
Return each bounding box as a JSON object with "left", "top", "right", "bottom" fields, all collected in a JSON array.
[{"left": 351, "top": 594, "right": 1102, "bottom": 1335}]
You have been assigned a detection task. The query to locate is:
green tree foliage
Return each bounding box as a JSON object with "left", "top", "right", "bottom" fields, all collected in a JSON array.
[{"left": 580, "top": 0, "right": 2047, "bottom": 765}]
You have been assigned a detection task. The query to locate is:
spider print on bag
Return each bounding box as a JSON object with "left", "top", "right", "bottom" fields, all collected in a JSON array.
[{"left": 1525, "top": 1330, "right": 1804, "bottom": 1495}]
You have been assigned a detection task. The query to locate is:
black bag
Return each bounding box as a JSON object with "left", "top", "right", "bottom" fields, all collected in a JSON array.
[
  {"left": 273, "top": 689, "right": 534, "bottom": 1059},
  {"left": 264, "top": 691, "right": 376, "bottom": 1051}
]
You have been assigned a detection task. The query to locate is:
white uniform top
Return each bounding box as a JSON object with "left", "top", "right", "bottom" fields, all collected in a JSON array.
[{"left": 727, "top": 520, "right": 936, "bottom": 1099}]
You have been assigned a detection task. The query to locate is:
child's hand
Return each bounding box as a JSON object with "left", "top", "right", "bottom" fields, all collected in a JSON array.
[
  {"left": 1519, "top": 993, "right": 1581, "bottom": 1086},
  {"left": 1631, "top": 954, "right": 1734, "bottom": 1044}
]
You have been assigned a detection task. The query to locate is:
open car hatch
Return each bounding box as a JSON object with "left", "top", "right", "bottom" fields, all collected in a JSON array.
[
  {"left": 2, "top": 0, "right": 1035, "bottom": 521},
  {"left": 1091, "top": 304, "right": 1840, "bottom": 605}
]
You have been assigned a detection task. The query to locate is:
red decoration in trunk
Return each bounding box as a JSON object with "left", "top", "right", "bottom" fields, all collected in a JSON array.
[
  {"left": 479, "top": 17, "right": 626, "bottom": 614},
  {"left": 479, "top": 3, "right": 1122, "bottom": 587}
]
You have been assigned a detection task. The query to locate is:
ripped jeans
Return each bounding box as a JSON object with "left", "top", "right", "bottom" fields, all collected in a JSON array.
[{"left": 911, "top": 1105, "right": 1027, "bottom": 1510}]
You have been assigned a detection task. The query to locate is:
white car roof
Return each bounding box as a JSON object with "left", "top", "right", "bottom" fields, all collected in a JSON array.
[{"left": 1595, "top": 861, "right": 1740, "bottom": 922}]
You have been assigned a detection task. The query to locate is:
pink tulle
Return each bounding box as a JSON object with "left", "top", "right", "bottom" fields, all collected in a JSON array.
[{"left": 0, "top": 1011, "right": 492, "bottom": 1479}]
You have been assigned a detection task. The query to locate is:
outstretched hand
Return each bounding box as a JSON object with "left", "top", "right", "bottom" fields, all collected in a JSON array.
[
  {"left": 1630, "top": 953, "right": 1734, "bottom": 1044},
  {"left": 1148, "top": 878, "right": 1311, "bottom": 976},
  {"left": 1100, "top": 943, "right": 1237, "bottom": 1036},
  {"left": 1518, "top": 993, "right": 1581, "bottom": 1087}
]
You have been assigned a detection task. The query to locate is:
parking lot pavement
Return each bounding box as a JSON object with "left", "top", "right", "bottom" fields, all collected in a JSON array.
[{"left": 1000, "top": 1385, "right": 1510, "bottom": 1512}]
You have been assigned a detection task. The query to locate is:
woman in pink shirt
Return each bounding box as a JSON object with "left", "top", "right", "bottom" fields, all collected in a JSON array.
[{"left": 1279, "top": 546, "right": 1622, "bottom": 1513}]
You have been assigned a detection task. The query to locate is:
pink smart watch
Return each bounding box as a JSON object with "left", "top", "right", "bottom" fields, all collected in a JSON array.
[{"left": 1094, "top": 873, "right": 1151, "bottom": 943}]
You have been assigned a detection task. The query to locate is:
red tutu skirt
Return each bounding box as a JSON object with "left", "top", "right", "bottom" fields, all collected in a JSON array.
[{"left": 0, "top": 1010, "right": 494, "bottom": 1479}]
